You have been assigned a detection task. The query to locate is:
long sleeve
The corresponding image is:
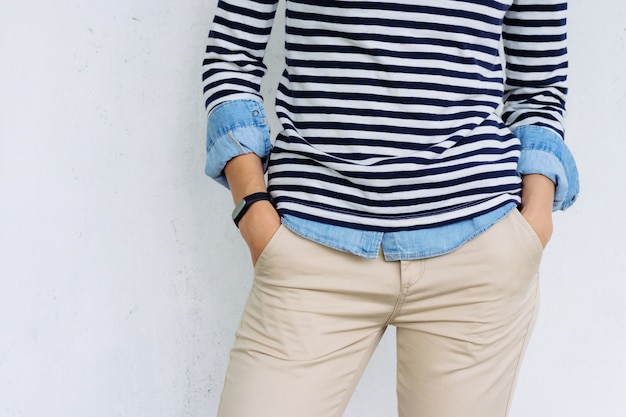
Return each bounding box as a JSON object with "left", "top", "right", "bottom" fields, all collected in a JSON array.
[
  {"left": 502, "top": 0, "right": 579, "bottom": 210},
  {"left": 202, "top": 0, "right": 279, "bottom": 187},
  {"left": 202, "top": 0, "right": 280, "bottom": 114}
]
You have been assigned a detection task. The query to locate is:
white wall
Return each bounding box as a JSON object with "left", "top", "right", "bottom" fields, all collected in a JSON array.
[{"left": 0, "top": 1, "right": 624, "bottom": 416}]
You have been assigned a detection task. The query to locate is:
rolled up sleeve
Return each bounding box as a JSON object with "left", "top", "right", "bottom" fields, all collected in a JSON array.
[
  {"left": 205, "top": 99, "right": 272, "bottom": 188},
  {"left": 514, "top": 124, "right": 580, "bottom": 211}
]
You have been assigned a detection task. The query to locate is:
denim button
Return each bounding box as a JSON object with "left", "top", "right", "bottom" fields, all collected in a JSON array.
[{"left": 252, "top": 110, "right": 260, "bottom": 117}]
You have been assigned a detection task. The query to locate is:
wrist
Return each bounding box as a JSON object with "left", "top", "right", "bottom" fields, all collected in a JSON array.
[
  {"left": 238, "top": 200, "right": 277, "bottom": 226},
  {"left": 232, "top": 192, "right": 273, "bottom": 227},
  {"left": 521, "top": 174, "right": 554, "bottom": 211}
]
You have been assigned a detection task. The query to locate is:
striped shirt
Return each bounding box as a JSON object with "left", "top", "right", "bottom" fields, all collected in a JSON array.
[{"left": 202, "top": 0, "right": 571, "bottom": 232}]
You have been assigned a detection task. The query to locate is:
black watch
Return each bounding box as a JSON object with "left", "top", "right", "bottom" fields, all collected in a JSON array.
[{"left": 231, "top": 192, "right": 272, "bottom": 227}]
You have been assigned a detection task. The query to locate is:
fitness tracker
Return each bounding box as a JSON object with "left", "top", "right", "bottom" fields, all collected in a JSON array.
[{"left": 231, "top": 192, "right": 272, "bottom": 227}]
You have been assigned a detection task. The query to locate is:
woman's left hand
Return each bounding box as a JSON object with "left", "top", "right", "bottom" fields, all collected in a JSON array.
[{"left": 520, "top": 174, "right": 555, "bottom": 249}]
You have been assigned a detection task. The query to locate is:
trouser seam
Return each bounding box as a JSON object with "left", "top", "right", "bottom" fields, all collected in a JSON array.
[{"left": 332, "top": 329, "right": 386, "bottom": 417}]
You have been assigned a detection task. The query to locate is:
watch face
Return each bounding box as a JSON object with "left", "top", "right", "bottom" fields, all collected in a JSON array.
[{"left": 232, "top": 199, "right": 247, "bottom": 220}]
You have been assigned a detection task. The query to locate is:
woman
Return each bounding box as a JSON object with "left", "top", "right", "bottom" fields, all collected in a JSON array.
[{"left": 202, "top": 0, "right": 579, "bottom": 415}]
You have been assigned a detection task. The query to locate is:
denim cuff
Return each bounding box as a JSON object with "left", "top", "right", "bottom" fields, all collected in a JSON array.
[
  {"left": 513, "top": 125, "right": 580, "bottom": 211},
  {"left": 205, "top": 99, "right": 272, "bottom": 188}
]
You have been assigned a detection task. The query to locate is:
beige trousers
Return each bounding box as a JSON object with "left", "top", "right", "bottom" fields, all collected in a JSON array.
[{"left": 217, "top": 210, "right": 543, "bottom": 417}]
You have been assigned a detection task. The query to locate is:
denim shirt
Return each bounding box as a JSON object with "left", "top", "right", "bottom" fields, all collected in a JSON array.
[{"left": 206, "top": 99, "right": 580, "bottom": 261}]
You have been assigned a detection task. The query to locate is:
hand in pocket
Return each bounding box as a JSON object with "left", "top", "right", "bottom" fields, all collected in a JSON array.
[
  {"left": 238, "top": 201, "right": 282, "bottom": 266},
  {"left": 519, "top": 208, "right": 553, "bottom": 248},
  {"left": 520, "top": 174, "right": 555, "bottom": 249}
]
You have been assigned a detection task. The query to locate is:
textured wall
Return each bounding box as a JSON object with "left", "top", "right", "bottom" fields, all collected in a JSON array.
[{"left": 0, "top": 1, "right": 624, "bottom": 416}]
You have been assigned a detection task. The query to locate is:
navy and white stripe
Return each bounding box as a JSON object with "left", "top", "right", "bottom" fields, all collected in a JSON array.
[{"left": 203, "top": 0, "right": 568, "bottom": 231}]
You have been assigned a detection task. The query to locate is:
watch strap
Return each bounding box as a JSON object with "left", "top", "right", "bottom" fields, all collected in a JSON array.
[{"left": 232, "top": 192, "right": 272, "bottom": 227}]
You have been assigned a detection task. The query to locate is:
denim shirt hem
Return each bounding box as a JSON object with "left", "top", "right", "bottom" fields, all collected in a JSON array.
[{"left": 281, "top": 203, "right": 516, "bottom": 261}]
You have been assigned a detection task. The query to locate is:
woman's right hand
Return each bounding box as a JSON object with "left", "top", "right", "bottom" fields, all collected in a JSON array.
[{"left": 237, "top": 200, "right": 282, "bottom": 266}]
